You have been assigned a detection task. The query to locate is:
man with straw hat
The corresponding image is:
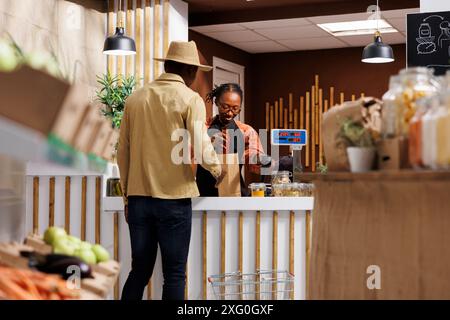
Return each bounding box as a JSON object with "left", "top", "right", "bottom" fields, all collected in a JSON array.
[{"left": 118, "top": 41, "right": 225, "bottom": 300}]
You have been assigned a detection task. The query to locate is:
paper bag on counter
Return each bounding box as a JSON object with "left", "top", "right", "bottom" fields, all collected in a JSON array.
[{"left": 217, "top": 153, "right": 241, "bottom": 197}]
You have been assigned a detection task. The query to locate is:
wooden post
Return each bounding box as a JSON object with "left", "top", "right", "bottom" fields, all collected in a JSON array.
[
  {"left": 274, "top": 100, "right": 278, "bottom": 129},
  {"left": 284, "top": 108, "right": 288, "bottom": 129},
  {"left": 270, "top": 105, "right": 274, "bottom": 130},
  {"left": 49, "top": 177, "right": 55, "bottom": 227},
  {"left": 289, "top": 211, "right": 295, "bottom": 300},
  {"left": 81, "top": 177, "right": 87, "bottom": 241},
  {"left": 305, "top": 92, "right": 310, "bottom": 168},
  {"left": 361, "top": 92, "right": 365, "bottom": 98},
  {"left": 340, "top": 92, "right": 345, "bottom": 105},
  {"left": 289, "top": 93, "right": 293, "bottom": 126},
  {"left": 311, "top": 86, "right": 316, "bottom": 172},
  {"left": 33, "top": 177, "right": 39, "bottom": 234},
  {"left": 319, "top": 89, "right": 323, "bottom": 164},
  {"left": 294, "top": 109, "right": 298, "bottom": 129},
  {"left": 316, "top": 89, "right": 322, "bottom": 145},
  {"left": 330, "top": 87, "right": 335, "bottom": 108},
  {"left": 265, "top": 102, "right": 269, "bottom": 130},
  {"left": 202, "top": 212, "right": 207, "bottom": 300},
  {"left": 95, "top": 177, "right": 101, "bottom": 244},
  {"left": 324, "top": 99, "right": 329, "bottom": 113},
  {"left": 65, "top": 177, "right": 71, "bottom": 234},
  {"left": 300, "top": 96, "right": 304, "bottom": 129},
  {"left": 352, "top": 94, "right": 356, "bottom": 101},
  {"left": 144, "top": 0, "right": 151, "bottom": 83},
  {"left": 255, "top": 211, "right": 261, "bottom": 300},
  {"left": 279, "top": 98, "right": 283, "bottom": 128}
]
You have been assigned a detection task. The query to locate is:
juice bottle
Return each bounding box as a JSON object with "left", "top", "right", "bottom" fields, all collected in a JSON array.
[{"left": 409, "top": 100, "right": 428, "bottom": 168}]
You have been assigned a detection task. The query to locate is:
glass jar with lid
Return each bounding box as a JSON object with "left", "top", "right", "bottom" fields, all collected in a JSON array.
[
  {"left": 271, "top": 171, "right": 291, "bottom": 185},
  {"left": 382, "top": 75, "right": 402, "bottom": 138},
  {"left": 397, "top": 67, "right": 441, "bottom": 136}
]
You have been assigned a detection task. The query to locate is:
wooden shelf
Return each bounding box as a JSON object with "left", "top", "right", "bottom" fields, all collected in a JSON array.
[{"left": 295, "top": 170, "right": 450, "bottom": 182}]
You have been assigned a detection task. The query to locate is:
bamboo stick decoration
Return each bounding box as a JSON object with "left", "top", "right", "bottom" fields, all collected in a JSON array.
[
  {"left": 319, "top": 90, "right": 324, "bottom": 164},
  {"left": 316, "top": 89, "right": 322, "bottom": 145},
  {"left": 340, "top": 92, "right": 345, "bottom": 105},
  {"left": 95, "top": 177, "right": 101, "bottom": 244},
  {"left": 153, "top": 0, "right": 161, "bottom": 78},
  {"left": 81, "top": 176, "right": 87, "bottom": 241},
  {"left": 361, "top": 92, "right": 365, "bottom": 98},
  {"left": 305, "top": 92, "right": 310, "bottom": 167},
  {"left": 163, "top": 0, "right": 170, "bottom": 55},
  {"left": 117, "top": 3, "right": 124, "bottom": 77},
  {"left": 279, "top": 98, "right": 283, "bottom": 128},
  {"left": 315, "top": 75, "right": 319, "bottom": 102},
  {"left": 289, "top": 93, "right": 293, "bottom": 123},
  {"left": 284, "top": 109, "right": 288, "bottom": 129},
  {"left": 274, "top": 100, "right": 278, "bottom": 129},
  {"left": 324, "top": 99, "right": 329, "bottom": 113},
  {"left": 265, "top": 103, "right": 269, "bottom": 130},
  {"left": 300, "top": 96, "right": 304, "bottom": 129},
  {"left": 351, "top": 94, "right": 356, "bottom": 101},
  {"left": 270, "top": 105, "right": 274, "bottom": 130},
  {"left": 289, "top": 211, "right": 295, "bottom": 300},
  {"left": 305, "top": 210, "right": 312, "bottom": 299},
  {"left": 135, "top": 0, "right": 142, "bottom": 86},
  {"left": 311, "top": 86, "right": 316, "bottom": 172},
  {"left": 144, "top": 0, "right": 151, "bottom": 83},
  {"left": 272, "top": 211, "right": 278, "bottom": 300},
  {"left": 126, "top": 0, "right": 133, "bottom": 77},
  {"left": 294, "top": 109, "right": 298, "bottom": 129},
  {"left": 65, "top": 177, "right": 71, "bottom": 234},
  {"left": 330, "top": 87, "right": 335, "bottom": 107},
  {"left": 33, "top": 177, "right": 39, "bottom": 234},
  {"left": 49, "top": 177, "right": 55, "bottom": 227},
  {"left": 238, "top": 212, "right": 243, "bottom": 300},
  {"left": 202, "top": 212, "right": 207, "bottom": 300}
]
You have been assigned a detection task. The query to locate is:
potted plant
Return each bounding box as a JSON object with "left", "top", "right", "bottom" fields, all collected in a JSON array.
[
  {"left": 96, "top": 72, "right": 136, "bottom": 129},
  {"left": 338, "top": 118, "right": 376, "bottom": 172}
]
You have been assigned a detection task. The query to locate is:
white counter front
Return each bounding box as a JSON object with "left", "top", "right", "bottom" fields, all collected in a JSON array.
[{"left": 102, "top": 196, "right": 313, "bottom": 300}]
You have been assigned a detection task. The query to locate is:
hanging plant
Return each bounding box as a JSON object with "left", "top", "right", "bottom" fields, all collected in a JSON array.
[{"left": 96, "top": 73, "right": 136, "bottom": 129}]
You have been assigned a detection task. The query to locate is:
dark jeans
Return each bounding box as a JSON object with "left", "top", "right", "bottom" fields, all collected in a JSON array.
[{"left": 121, "top": 196, "right": 192, "bottom": 300}]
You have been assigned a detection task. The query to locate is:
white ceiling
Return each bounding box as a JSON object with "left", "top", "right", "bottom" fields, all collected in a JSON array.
[{"left": 190, "top": 8, "right": 419, "bottom": 53}]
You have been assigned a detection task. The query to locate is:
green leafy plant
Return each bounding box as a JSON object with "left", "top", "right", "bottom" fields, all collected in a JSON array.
[
  {"left": 316, "top": 162, "right": 328, "bottom": 174},
  {"left": 337, "top": 118, "right": 375, "bottom": 148},
  {"left": 96, "top": 73, "right": 136, "bottom": 128}
]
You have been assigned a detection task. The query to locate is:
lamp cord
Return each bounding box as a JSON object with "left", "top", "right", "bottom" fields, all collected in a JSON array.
[
  {"left": 119, "top": 0, "right": 123, "bottom": 28},
  {"left": 376, "top": 0, "right": 379, "bottom": 31}
]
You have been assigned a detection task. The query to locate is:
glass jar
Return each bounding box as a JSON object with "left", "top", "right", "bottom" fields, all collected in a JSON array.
[
  {"left": 272, "top": 183, "right": 286, "bottom": 197},
  {"left": 421, "top": 97, "right": 440, "bottom": 169},
  {"left": 271, "top": 171, "right": 291, "bottom": 185},
  {"left": 397, "top": 67, "right": 441, "bottom": 136},
  {"left": 408, "top": 98, "right": 429, "bottom": 168},
  {"left": 249, "top": 183, "right": 266, "bottom": 197},
  {"left": 382, "top": 75, "right": 402, "bottom": 138}
]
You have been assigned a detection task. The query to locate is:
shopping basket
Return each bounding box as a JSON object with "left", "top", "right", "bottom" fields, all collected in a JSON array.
[{"left": 208, "top": 270, "right": 294, "bottom": 300}]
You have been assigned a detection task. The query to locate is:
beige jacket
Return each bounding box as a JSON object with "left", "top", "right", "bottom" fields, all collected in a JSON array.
[{"left": 117, "top": 73, "right": 221, "bottom": 202}]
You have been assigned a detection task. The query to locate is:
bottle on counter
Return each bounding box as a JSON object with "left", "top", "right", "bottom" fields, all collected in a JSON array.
[
  {"left": 409, "top": 98, "right": 428, "bottom": 168},
  {"left": 106, "top": 164, "right": 122, "bottom": 197},
  {"left": 382, "top": 75, "right": 402, "bottom": 138}
]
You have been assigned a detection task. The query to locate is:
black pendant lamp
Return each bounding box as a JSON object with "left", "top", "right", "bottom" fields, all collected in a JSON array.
[
  {"left": 362, "top": 0, "right": 394, "bottom": 64},
  {"left": 103, "top": 0, "right": 136, "bottom": 56}
]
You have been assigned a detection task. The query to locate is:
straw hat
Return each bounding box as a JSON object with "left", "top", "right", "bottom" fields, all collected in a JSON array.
[{"left": 154, "top": 41, "right": 212, "bottom": 72}]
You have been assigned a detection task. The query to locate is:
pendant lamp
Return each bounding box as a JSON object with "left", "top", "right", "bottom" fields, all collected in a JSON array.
[{"left": 103, "top": 0, "right": 136, "bottom": 56}]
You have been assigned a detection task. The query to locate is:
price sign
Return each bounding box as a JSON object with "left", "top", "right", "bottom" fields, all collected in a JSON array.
[{"left": 271, "top": 129, "right": 307, "bottom": 146}]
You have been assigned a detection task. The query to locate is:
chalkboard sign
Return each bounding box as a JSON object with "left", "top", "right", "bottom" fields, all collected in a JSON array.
[{"left": 407, "top": 11, "right": 450, "bottom": 75}]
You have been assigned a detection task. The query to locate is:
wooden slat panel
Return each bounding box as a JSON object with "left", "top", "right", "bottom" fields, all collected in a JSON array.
[
  {"left": 272, "top": 211, "right": 278, "bottom": 299},
  {"left": 305, "top": 92, "right": 310, "bottom": 167},
  {"left": 279, "top": 98, "right": 283, "bottom": 128},
  {"left": 64, "top": 177, "right": 71, "bottom": 234},
  {"left": 294, "top": 109, "right": 298, "bottom": 129},
  {"left": 153, "top": 0, "right": 161, "bottom": 79},
  {"left": 95, "top": 177, "right": 101, "bottom": 244},
  {"left": 305, "top": 210, "right": 312, "bottom": 299},
  {"left": 107, "top": 0, "right": 115, "bottom": 74},
  {"left": 114, "top": 211, "right": 120, "bottom": 300},
  {"left": 221, "top": 211, "right": 226, "bottom": 296},
  {"left": 49, "top": 177, "right": 55, "bottom": 227},
  {"left": 274, "top": 100, "right": 278, "bottom": 129},
  {"left": 300, "top": 96, "right": 304, "bottom": 129},
  {"left": 33, "top": 177, "right": 39, "bottom": 234},
  {"left": 265, "top": 102, "right": 269, "bottom": 130},
  {"left": 163, "top": 0, "right": 170, "bottom": 55},
  {"left": 126, "top": 0, "right": 133, "bottom": 77},
  {"left": 135, "top": 0, "right": 142, "bottom": 86},
  {"left": 202, "top": 211, "right": 207, "bottom": 300},
  {"left": 144, "top": 0, "right": 151, "bottom": 83},
  {"left": 319, "top": 89, "right": 323, "bottom": 163},
  {"left": 81, "top": 176, "right": 87, "bottom": 241},
  {"left": 117, "top": 1, "right": 124, "bottom": 77},
  {"left": 238, "top": 211, "right": 243, "bottom": 300},
  {"left": 255, "top": 211, "right": 261, "bottom": 300},
  {"left": 289, "top": 93, "right": 293, "bottom": 123},
  {"left": 289, "top": 211, "right": 295, "bottom": 300},
  {"left": 330, "top": 86, "right": 335, "bottom": 107},
  {"left": 311, "top": 86, "right": 316, "bottom": 172},
  {"left": 284, "top": 108, "right": 288, "bottom": 129},
  {"left": 340, "top": 92, "right": 345, "bottom": 105}
]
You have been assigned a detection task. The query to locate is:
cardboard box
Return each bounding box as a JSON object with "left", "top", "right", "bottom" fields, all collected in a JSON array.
[
  {"left": 72, "top": 104, "right": 103, "bottom": 153},
  {"left": 90, "top": 119, "right": 113, "bottom": 157},
  {"left": 377, "top": 137, "right": 410, "bottom": 170}
]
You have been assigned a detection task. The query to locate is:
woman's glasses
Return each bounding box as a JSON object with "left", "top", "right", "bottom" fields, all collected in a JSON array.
[{"left": 218, "top": 103, "right": 241, "bottom": 114}]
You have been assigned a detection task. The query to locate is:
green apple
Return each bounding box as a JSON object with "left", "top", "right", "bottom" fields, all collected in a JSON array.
[
  {"left": 91, "top": 244, "right": 110, "bottom": 263},
  {"left": 79, "top": 241, "right": 92, "bottom": 250},
  {"left": 0, "top": 40, "right": 19, "bottom": 72},
  {"left": 66, "top": 235, "right": 81, "bottom": 245},
  {"left": 73, "top": 248, "right": 97, "bottom": 265},
  {"left": 44, "top": 226, "right": 67, "bottom": 245},
  {"left": 53, "top": 237, "right": 77, "bottom": 256}
]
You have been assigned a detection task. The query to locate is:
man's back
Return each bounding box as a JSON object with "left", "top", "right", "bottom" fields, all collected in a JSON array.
[{"left": 117, "top": 72, "right": 220, "bottom": 199}]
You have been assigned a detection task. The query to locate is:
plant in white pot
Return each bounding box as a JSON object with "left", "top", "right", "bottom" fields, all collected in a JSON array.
[{"left": 338, "top": 118, "right": 376, "bottom": 173}]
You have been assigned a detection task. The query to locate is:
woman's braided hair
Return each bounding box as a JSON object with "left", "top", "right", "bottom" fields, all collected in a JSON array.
[{"left": 206, "top": 83, "right": 243, "bottom": 105}]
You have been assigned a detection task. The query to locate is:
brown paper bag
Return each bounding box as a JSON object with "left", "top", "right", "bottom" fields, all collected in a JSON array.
[{"left": 217, "top": 153, "right": 241, "bottom": 197}]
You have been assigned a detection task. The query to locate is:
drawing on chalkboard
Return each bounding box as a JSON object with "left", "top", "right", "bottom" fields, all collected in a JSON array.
[
  {"left": 438, "top": 21, "right": 450, "bottom": 48},
  {"left": 417, "top": 23, "right": 436, "bottom": 54},
  {"left": 416, "top": 15, "right": 450, "bottom": 57}
]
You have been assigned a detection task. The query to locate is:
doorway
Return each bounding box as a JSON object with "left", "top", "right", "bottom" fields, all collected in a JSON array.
[{"left": 212, "top": 57, "right": 245, "bottom": 123}]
